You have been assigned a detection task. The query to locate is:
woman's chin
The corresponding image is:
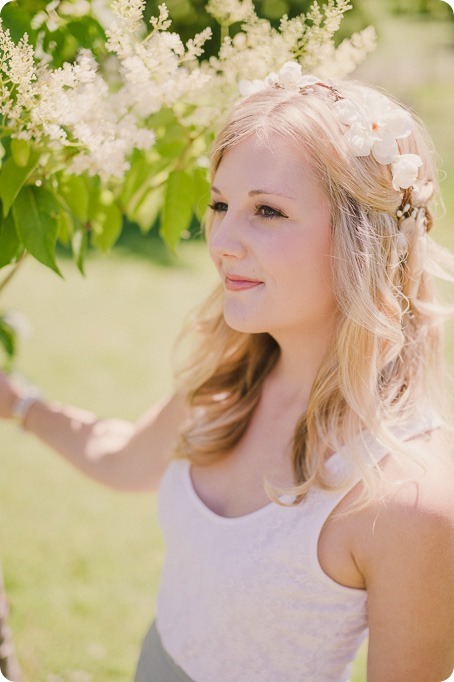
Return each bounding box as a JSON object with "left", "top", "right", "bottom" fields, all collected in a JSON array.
[{"left": 223, "top": 310, "right": 269, "bottom": 335}]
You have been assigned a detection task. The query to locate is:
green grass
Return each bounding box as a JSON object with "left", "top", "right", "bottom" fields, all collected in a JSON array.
[
  {"left": 1, "top": 8, "right": 454, "bottom": 682},
  {"left": 0, "top": 242, "right": 217, "bottom": 682}
]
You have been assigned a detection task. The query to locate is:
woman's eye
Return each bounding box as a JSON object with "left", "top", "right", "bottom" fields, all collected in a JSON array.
[
  {"left": 208, "top": 201, "right": 227, "bottom": 213},
  {"left": 256, "top": 204, "right": 286, "bottom": 220},
  {"left": 208, "top": 202, "right": 287, "bottom": 220}
]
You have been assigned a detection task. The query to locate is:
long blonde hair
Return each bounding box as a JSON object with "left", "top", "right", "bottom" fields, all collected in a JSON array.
[{"left": 174, "top": 80, "right": 454, "bottom": 510}]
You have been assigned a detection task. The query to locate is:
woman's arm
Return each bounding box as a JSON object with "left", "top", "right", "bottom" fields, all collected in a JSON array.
[
  {"left": 353, "top": 441, "right": 454, "bottom": 682},
  {"left": 0, "top": 372, "right": 187, "bottom": 492}
]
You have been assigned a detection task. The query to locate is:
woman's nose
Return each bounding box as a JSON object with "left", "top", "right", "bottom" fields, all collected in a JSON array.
[{"left": 208, "top": 209, "right": 247, "bottom": 261}]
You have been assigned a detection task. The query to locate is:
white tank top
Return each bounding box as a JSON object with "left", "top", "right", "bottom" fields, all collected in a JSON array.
[{"left": 155, "top": 412, "right": 441, "bottom": 682}]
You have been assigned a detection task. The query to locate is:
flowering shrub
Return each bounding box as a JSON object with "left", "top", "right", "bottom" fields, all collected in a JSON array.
[{"left": 0, "top": 0, "right": 376, "bottom": 363}]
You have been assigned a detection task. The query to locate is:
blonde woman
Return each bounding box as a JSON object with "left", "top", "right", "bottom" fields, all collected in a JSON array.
[{"left": 1, "top": 66, "right": 454, "bottom": 681}]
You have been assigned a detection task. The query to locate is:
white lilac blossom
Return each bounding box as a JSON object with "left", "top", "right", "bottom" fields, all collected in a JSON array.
[
  {"left": 290, "top": 0, "right": 376, "bottom": 76},
  {"left": 184, "top": 0, "right": 375, "bottom": 130},
  {"left": 106, "top": 2, "right": 212, "bottom": 118},
  {"left": 205, "top": 0, "right": 255, "bottom": 27},
  {"left": 111, "top": 0, "right": 146, "bottom": 33},
  {"left": 59, "top": 0, "right": 92, "bottom": 18},
  {"left": 0, "top": 18, "right": 154, "bottom": 180},
  {"left": 0, "top": 2, "right": 211, "bottom": 181},
  {"left": 25, "top": 50, "right": 155, "bottom": 179},
  {"left": 149, "top": 2, "right": 172, "bottom": 32},
  {"left": 0, "top": 22, "right": 36, "bottom": 119},
  {"left": 312, "top": 26, "right": 377, "bottom": 80},
  {"left": 184, "top": 20, "right": 306, "bottom": 129},
  {"left": 30, "top": 0, "right": 62, "bottom": 32},
  {"left": 0, "top": 0, "right": 377, "bottom": 182}
]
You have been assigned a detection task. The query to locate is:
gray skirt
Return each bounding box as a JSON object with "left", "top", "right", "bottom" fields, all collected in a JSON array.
[{"left": 134, "top": 621, "right": 195, "bottom": 682}]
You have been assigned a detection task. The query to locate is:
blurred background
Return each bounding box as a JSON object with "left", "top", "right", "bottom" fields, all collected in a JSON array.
[{"left": 0, "top": 1, "right": 453, "bottom": 681}]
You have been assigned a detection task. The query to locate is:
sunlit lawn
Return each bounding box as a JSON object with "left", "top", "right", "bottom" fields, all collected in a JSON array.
[
  {"left": 1, "top": 8, "right": 453, "bottom": 682},
  {"left": 0, "top": 241, "right": 218, "bottom": 682}
]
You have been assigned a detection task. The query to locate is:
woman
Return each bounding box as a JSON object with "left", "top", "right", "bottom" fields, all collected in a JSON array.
[{"left": 1, "top": 66, "right": 454, "bottom": 681}]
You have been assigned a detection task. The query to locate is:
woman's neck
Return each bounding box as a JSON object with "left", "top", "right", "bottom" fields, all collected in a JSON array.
[{"left": 267, "top": 327, "right": 334, "bottom": 410}]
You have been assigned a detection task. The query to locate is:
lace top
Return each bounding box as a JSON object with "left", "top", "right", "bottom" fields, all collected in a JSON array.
[{"left": 154, "top": 412, "right": 440, "bottom": 682}]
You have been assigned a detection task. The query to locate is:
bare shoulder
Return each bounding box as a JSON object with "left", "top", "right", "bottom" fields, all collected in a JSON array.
[
  {"left": 353, "top": 428, "right": 454, "bottom": 681},
  {"left": 352, "top": 428, "right": 454, "bottom": 563}
]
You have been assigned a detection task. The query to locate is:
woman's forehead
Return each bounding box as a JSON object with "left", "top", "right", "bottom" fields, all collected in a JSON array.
[{"left": 213, "top": 133, "right": 321, "bottom": 196}]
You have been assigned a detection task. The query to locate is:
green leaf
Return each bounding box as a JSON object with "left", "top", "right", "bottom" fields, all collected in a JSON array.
[
  {"left": 160, "top": 170, "right": 194, "bottom": 252},
  {"left": 192, "top": 166, "right": 211, "bottom": 223},
  {"left": 0, "top": 152, "right": 40, "bottom": 217},
  {"left": 86, "top": 176, "right": 102, "bottom": 218},
  {"left": 154, "top": 120, "right": 188, "bottom": 161},
  {"left": 0, "top": 212, "right": 22, "bottom": 268},
  {"left": 0, "top": 317, "right": 17, "bottom": 367},
  {"left": 90, "top": 194, "right": 122, "bottom": 252},
  {"left": 11, "top": 139, "right": 31, "bottom": 168},
  {"left": 120, "top": 155, "right": 168, "bottom": 210},
  {"left": 148, "top": 108, "right": 179, "bottom": 130},
  {"left": 12, "top": 186, "right": 62, "bottom": 275},
  {"left": 72, "top": 227, "right": 88, "bottom": 275},
  {"left": 131, "top": 186, "right": 164, "bottom": 233},
  {"left": 1, "top": 2, "right": 39, "bottom": 46},
  {"left": 120, "top": 153, "right": 149, "bottom": 207},
  {"left": 43, "top": 26, "right": 78, "bottom": 68},
  {"left": 154, "top": 138, "right": 187, "bottom": 161},
  {"left": 57, "top": 174, "right": 89, "bottom": 223},
  {"left": 66, "top": 17, "right": 106, "bottom": 47},
  {"left": 57, "top": 210, "right": 74, "bottom": 245}
]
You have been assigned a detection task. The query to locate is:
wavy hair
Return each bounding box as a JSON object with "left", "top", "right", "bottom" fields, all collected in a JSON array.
[{"left": 173, "top": 81, "right": 454, "bottom": 511}]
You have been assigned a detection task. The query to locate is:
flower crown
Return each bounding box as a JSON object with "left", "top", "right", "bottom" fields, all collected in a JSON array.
[{"left": 239, "top": 62, "right": 426, "bottom": 225}]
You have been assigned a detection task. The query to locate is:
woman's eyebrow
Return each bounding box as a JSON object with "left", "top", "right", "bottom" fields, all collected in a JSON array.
[
  {"left": 248, "top": 189, "right": 297, "bottom": 200},
  {"left": 211, "top": 186, "right": 296, "bottom": 200}
]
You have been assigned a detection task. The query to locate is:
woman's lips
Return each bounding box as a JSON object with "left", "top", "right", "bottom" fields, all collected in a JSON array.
[{"left": 224, "top": 275, "right": 263, "bottom": 291}]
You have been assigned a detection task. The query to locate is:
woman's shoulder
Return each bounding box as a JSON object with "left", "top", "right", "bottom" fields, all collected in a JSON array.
[
  {"left": 319, "top": 425, "right": 454, "bottom": 593},
  {"left": 357, "top": 428, "right": 454, "bottom": 682},
  {"left": 352, "top": 427, "right": 454, "bottom": 568}
]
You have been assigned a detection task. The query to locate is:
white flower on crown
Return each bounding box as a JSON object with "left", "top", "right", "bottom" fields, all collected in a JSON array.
[
  {"left": 238, "top": 61, "right": 319, "bottom": 98},
  {"left": 238, "top": 78, "right": 268, "bottom": 97},
  {"left": 391, "top": 154, "right": 423, "bottom": 191},
  {"left": 333, "top": 92, "right": 412, "bottom": 164},
  {"left": 333, "top": 92, "right": 422, "bottom": 189},
  {"left": 267, "top": 62, "right": 320, "bottom": 90}
]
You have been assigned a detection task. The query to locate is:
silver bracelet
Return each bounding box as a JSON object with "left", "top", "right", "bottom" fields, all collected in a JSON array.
[{"left": 12, "top": 390, "right": 42, "bottom": 429}]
